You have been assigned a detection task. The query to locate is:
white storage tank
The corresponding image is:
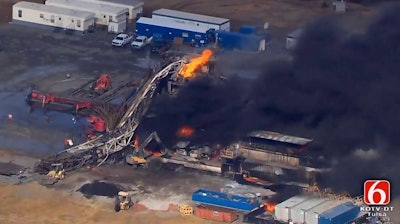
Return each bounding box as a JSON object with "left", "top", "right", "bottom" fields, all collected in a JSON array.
[
  {"left": 290, "top": 197, "right": 330, "bottom": 223},
  {"left": 305, "top": 199, "right": 351, "bottom": 224},
  {"left": 274, "top": 195, "right": 309, "bottom": 222}
]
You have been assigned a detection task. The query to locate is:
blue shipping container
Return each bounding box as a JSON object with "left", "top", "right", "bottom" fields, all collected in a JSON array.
[
  {"left": 192, "top": 189, "right": 261, "bottom": 212},
  {"left": 319, "top": 202, "right": 360, "bottom": 224},
  {"left": 239, "top": 25, "right": 257, "bottom": 35},
  {"left": 216, "top": 30, "right": 271, "bottom": 52},
  {"left": 135, "top": 17, "right": 209, "bottom": 45}
]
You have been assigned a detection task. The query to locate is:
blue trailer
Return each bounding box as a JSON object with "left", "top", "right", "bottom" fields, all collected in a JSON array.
[
  {"left": 135, "top": 17, "right": 212, "bottom": 46},
  {"left": 192, "top": 189, "right": 262, "bottom": 212},
  {"left": 319, "top": 202, "right": 360, "bottom": 224}
]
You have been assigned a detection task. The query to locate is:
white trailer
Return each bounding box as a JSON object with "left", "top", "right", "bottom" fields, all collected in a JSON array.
[
  {"left": 12, "top": 1, "right": 95, "bottom": 32},
  {"left": 152, "top": 8, "right": 230, "bottom": 31},
  {"left": 45, "top": 0, "right": 128, "bottom": 30},
  {"left": 80, "top": 0, "right": 143, "bottom": 22}
]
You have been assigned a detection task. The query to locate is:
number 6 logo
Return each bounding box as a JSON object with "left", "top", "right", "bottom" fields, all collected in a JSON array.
[{"left": 364, "top": 180, "right": 390, "bottom": 205}]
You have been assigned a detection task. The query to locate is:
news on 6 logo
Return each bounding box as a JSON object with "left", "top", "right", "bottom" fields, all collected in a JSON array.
[{"left": 364, "top": 180, "right": 390, "bottom": 205}]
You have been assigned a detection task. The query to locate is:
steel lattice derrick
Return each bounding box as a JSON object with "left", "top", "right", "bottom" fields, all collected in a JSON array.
[{"left": 35, "top": 60, "right": 187, "bottom": 173}]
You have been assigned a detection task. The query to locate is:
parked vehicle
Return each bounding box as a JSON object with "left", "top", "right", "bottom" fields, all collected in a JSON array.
[
  {"left": 131, "top": 35, "right": 151, "bottom": 50},
  {"left": 112, "top": 33, "right": 133, "bottom": 47},
  {"left": 151, "top": 34, "right": 171, "bottom": 54}
]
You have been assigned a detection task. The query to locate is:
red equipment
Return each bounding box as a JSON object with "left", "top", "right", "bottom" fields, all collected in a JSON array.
[
  {"left": 28, "top": 90, "right": 92, "bottom": 112},
  {"left": 87, "top": 115, "right": 106, "bottom": 132},
  {"left": 93, "top": 74, "right": 110, "bottom": 93}
]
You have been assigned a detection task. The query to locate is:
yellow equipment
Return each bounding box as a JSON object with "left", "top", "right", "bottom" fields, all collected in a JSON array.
[
  {"left": 46, "top": 163, "right": 65, "bottom": 180},
  {"left": 114, "top": 191, "right": 134, "bottom": 212}
]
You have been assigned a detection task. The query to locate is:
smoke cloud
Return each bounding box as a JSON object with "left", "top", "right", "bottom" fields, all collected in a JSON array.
[{"left": 139, "top": 5, "right": 400, "bottom": 197}]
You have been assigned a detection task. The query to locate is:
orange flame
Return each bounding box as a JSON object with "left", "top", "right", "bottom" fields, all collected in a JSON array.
[
  {"left": 177, "top": 126, "right": 195, "bottom": 137},
  {"left": 179, "top": 49, "right": 213, "bottom": 78},
  {"left": 264, "top": 202, "right": 276, "bottom": 212}
]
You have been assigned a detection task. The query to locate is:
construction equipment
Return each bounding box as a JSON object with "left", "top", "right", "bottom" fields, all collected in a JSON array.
[
  {"left": 91, "top": 74, "right": 111, "bottom": 95},
  {"left": 46, "top": 163, "right": 65, "bottom": 180},
  {"left": 114, "top": 191, "right": 134, "bottom": 212},
  {"left": 125, "top": 131, "right": 167, "bottom": 167}
]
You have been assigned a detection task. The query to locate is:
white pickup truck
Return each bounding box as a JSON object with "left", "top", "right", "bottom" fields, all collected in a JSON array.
[
  {"left": 131, "top": 36, "right": 152, "bottom": 50},
  {"left": 112, "top": 33, "right": 133, "bottom": 47}
]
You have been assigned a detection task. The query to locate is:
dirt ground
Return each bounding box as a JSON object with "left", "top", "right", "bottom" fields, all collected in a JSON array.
[{"left": 0, "top": 182, "right": 219, "bottom": 224}]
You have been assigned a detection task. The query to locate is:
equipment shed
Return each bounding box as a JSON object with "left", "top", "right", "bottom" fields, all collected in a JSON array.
[
  {"left": 135, "top": 17, "right": 211, "bottom": 46},
  {"left": 12, "top": 1, "right": 95, "bottom": 32},
  {"left": 152, "top": 8, "right": 230, "bottom": 31},
  {"left": 80, "top": 0, "right": 143, "bottom": 22},
  {"left": 45, "top": 0, "right": 128, "bottom": 26}
]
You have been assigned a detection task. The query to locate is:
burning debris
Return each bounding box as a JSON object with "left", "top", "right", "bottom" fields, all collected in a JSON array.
[
  {"left": 176, "top": 126, "right": 195, "bottom": 138},
  {"left": 142, "top": 6, "right": 400, "bottom": 197}
]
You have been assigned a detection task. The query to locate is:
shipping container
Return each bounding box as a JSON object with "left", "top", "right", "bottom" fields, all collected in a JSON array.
[
  {"left": 274, "top": 195, "right": 309, "bottom": 222},
  {"left": 305, "top": 199, "right": 351, "bottom": 224},
  {"left": 135, "top": 17, "right": 210, "bottom": 46},
  {"left": 216, "top": 30, "right": 271, "bottom": 52},
  {"left": 290, "top": 197, "right": 329, "bottom": 223},
  {"left": 192, "top": 189, "right": 262, "bottom": 212},
  {"left": 195, "top": 204, "right": 238, "bottom": 223},
  {"left": 152, "top": 8, "right": 230, "bottom": 31},
  {"left": 319, "top": 202, "right": 360, "bottom": 224},
  {"left": 239, "top": 25, "right": 257, "bottom": 35}
]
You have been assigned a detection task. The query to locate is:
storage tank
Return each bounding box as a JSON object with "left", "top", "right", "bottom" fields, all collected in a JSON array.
[
  {"left": 305, "top": 199, "right": 351, "bottom": 224},
  {"left": 274, "top": 195, "right": 309, "bottom": 222},
  {"left": 319, "top": 202, "right": 360, "bottom": 224},
  {"left": 290, "top": 197, "right": 329, "bottom": 223}
]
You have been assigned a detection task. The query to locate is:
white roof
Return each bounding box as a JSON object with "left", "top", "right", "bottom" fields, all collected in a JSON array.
[
  {"left": 97, "top": 0, "right": 143, "bottom": 7},
  {"left": 276, "top": 195, "right": 309, "bottom": 209},
  {"left": 14, "top": 1, "right": 95, "bottom": 20},
  {"left": 137, "top": 17, "right": 210, "bottom": 33},
  {"left": 45, "top": 0, "right": 128, "bottom": 15},
  {"left": 152, "top": 8, "right": 229, "bottom": 25},
  {"left": 248, "top": 131, "right": 312, "bottom": 146}
]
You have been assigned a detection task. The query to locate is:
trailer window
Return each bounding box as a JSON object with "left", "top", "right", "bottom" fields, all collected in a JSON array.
[
  {"left": 182, "top": 32, "right": 188, "bottom": 38},
  {"left": 18, "top": 10, "right": 22, "bottom": 18},
  {"left": 109, "top": 15, "right": 112, "bottom": 22},
  {"left": 50, "top": 15, "right": 55, "bottom": 23},
  {"left": 40, "top": 14, "right": 44, "bottom": 18},
  {"left": 77, "top": 20, "right": 81, "bottom": 28}
]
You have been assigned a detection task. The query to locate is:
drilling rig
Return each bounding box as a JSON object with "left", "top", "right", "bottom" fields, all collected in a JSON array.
[{"left": 34, "top": 59, "right": 187, "bottom": 174}]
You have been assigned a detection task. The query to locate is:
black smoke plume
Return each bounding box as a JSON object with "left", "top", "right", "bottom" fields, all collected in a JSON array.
[{"left": 139, "top": 6, "right": 400, "bottom": 197}]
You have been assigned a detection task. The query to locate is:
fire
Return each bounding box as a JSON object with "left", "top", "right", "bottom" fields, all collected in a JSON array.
[
  {"left": 179, "top": 49, "right": 213, "bottom": 78},
  {"left": 264, "top": 202, "right": 276, "bottom": 212},
  {"left": 177, "top": 126, "right": 195, "bottom": 137}
]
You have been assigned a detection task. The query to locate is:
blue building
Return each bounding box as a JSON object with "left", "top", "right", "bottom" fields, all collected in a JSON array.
[{"left": 135, "top": 17, "right": 212, "bottom": 46}]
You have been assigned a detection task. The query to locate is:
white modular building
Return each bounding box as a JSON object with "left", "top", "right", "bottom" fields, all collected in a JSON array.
[
  {"left": 45, "top": 0, "right": 128, "bottom": 32},
  {"left": 12, "top": 1, "right": 95, "bottom": 32},
  {"left": 80, "top": 0, "right": 143, "bottom": 22},
  {"left": 152, "top": 8, "right": 230, "bottom": 31}
]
